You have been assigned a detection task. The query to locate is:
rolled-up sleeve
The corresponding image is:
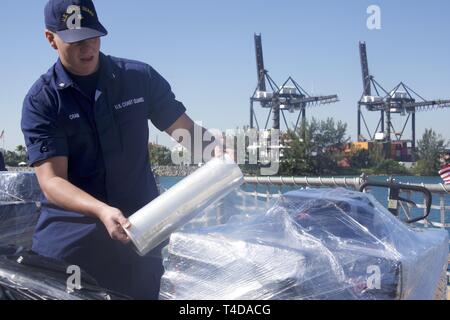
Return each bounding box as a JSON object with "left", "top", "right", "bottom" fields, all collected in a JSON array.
[
  {"left": 21, "top": 94, "right": 68, "bottom": 166},
  {"left": 146, "top": 66, "right": 187, "bottom": 132}
]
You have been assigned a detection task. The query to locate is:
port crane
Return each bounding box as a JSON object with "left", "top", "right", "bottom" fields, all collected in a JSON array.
[
  {"left": 250, "top": 34, "right": 339, "bottom": 134},
  {"left": 358, "top": 41, "right": 450, "bottom": 150}
]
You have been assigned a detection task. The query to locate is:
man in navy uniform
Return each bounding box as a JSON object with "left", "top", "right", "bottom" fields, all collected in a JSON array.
[
  {"left": 21, "top": 0, "right": 212, "bottom": 299},
  {"left": 0, "top": 152, "right": 6, "bottom": 171}
]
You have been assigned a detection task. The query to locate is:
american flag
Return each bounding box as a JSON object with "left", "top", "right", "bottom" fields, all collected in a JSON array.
[{"left": 439, "top": 163, "right": 450, "bottom": 185}]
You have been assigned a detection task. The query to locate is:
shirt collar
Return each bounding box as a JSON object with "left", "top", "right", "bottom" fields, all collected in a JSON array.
[
  {"left": 54, "top": 59, "right": 74, "bottom": 90},
  {"left": 99, "top": 52, "right": 117, "bottom": 81},
  {"left": 54, "top": 52, "right": 116, "bottom": 91}
]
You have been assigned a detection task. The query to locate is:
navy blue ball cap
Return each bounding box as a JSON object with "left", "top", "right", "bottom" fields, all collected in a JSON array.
[{"left": 45, "top": 0, "right": 107, "bottom": 44}]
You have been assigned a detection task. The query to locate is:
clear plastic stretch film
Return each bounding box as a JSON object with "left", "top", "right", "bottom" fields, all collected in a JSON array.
[
  {"left": 126, "top": 155, "right": 244, "bottom": 256},
  {"left": 0, "top": 173, "right": 42, "bottom": 248},
  {"left": 160, "top": 188, "right": 449, "bottom": 300}
]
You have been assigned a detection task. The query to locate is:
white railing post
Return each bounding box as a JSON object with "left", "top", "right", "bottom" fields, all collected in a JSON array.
[{"left": 439, "top": 194, "right": 445, "bottom": 228}]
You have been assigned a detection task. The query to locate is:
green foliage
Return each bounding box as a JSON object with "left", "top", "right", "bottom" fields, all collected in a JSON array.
[
  {"left": 368, "top": 144, "right": 385, "bottom": 166},
  {"left": 413, "top": 129, "right": 448, "bottom": 176},
  {"left": 413, "top": 160, "right": 432, "bottom": 176},
  {"left": 370, "top": 159, "right": 410, "bottom": 175},
  {"left": 347, "top": 143, "right": 410, "bottom": 175},
  {"left": 149, "top": 143, "right": 172, "bottom": 166},
  {"left": 3, "top": 145, "right": 27, "bottom": 166},
  {"left": 240, "top": 164, "right": 260, "bottom": 176},
  {"left": 280, "top": 129, "right": 315, "bottom": 176},
  {"left": 348, "top": 149, "right": 371, "bottom": 169},
  {"left": 280, "top": 118, "right": 349, "bottom": 176}
]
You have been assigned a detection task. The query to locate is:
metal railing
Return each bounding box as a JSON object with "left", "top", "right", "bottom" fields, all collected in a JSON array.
[{"left": 242, "top": 175, "right": 450, "bottom": 230}]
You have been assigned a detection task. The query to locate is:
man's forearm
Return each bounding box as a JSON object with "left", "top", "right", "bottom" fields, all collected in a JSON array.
[
  {"left": 42, "top": 176, "right": 109, "bottom": 219},
  {"left": 166, "top": 113, "right": 222, "bottom": 164},
  {"left": 188, "top": 123, "right": 218, "bottom": 163},
  {"left": 37, "top": 175, "right": 131, "bottom": 244}
]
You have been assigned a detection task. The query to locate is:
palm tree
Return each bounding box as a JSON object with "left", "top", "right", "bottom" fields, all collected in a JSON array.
[{"left": 15, "top": 145, "right": 26, "bottom": 156}]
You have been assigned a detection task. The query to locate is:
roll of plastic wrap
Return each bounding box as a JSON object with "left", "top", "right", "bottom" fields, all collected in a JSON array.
[{"left": 125, "top": 155, "right": 244, "bottom": 256}]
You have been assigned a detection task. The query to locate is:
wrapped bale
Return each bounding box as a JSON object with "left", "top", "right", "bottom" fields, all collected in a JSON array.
[
  {"left": 0, "top": 173, "right": 41, "bottom": 248},
  {"left": 0, "top": 172, "right": 41, "bottom": 202},
  {"left": 160, "top": 188, "right": 448, "bottom": 300}
]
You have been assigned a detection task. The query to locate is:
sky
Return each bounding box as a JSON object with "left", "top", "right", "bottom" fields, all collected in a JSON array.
[{"left": 1, "top": 0, "right": 449, "bottom": 150}]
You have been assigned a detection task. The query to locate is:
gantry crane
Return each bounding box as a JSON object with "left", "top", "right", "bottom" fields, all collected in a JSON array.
[
  {"left": 358, "top": 41, "right": 450, "bottom": 151},
  {"left": 250, "top": 34, "right": 339, "bottom": 134}
]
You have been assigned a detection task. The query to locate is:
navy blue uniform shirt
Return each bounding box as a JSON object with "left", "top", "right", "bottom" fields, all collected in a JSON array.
[
  {"left": 21, "top": 53, "right": 186, "bottom": 259},
  {"left": 68, "top": 68, "right": 100, "bottom": 103},
  {"left": 0, "top": 152, "right": 6, "bottom": 171}
]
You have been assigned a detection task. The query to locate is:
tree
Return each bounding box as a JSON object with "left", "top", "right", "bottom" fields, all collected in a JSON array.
[
  {"left": 371, "top": 159, "right": 410, "bottom": 175},
  {"left": 348, "top": 148, "right": 371, "bottom": 169},
  {"left": 368, "top": 144, "right": 385, "bottom": 166},
  {"left": 149, "top": 143, "right": 172, "bottom": 166},
  {"left": 3, "top": 148, "right": 27, "bottom": 167},
  {"left": 281, "top": 118, "right": 349, "bottom": 176},
  {"left": 414, "top": 129, "right": 448, "bottom": 176},
  {"left": 15, "top": 145, "right": 26, "bottom": 157},
  {"left": 348, "top": 143, "right": 410, "bottom": 175},
  {"left": 280, "top": 129, "right": 315, "bottom": 176}
]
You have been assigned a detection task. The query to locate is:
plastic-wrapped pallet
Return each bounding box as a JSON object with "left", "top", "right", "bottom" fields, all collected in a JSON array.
[
  {"left": 0, "top": 172, "right": 41, "bottom": 202},
  {"left": 160, "top": 188, "right": 449, "bottom": 300},
  {"left": 0, "top": 173, "right": 41, "bottom": 248}
]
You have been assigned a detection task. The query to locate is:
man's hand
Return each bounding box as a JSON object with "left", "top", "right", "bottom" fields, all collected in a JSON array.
[
  {"left": 97, "top": 206, "right": 132, "bottom": 245},
  {"left": 34, "top": 157, "right": 133, "bottom": 245}
]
